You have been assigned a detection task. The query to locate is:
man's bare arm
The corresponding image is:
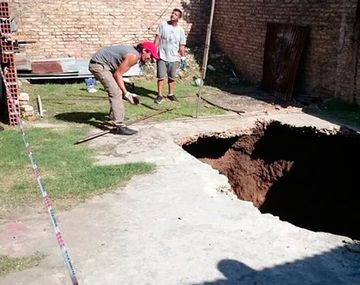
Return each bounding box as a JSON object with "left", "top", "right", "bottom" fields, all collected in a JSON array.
[
  {"left": 154, "top": 34, "right": 160, "bottom": 47},
  {"left": 113, "top": 53, "right": 138, "bottom": 95},
  {"left": 179, "top": 44, "right": 185, "bottom": 57}
]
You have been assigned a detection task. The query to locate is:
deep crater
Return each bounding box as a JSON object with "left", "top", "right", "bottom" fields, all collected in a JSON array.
[{"left": 183, "top": 121, "right": 360, "bottom": 240}]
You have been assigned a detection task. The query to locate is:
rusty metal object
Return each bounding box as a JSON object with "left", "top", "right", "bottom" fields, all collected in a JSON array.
[{"left": 262, "top": 23, "right": 309, "bottom": 101}]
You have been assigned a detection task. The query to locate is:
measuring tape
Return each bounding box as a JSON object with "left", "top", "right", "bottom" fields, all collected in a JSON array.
[{"left": 1, "top": 67, "right": 79, "bottom": 285}]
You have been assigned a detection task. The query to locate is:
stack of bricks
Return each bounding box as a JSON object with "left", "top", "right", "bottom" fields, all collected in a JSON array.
[
  {"left": 0, "top": 0, "right": 19, "bottom": 125},
  {"left": 18, "top": 92, "right": 35, "bottom": 120}
]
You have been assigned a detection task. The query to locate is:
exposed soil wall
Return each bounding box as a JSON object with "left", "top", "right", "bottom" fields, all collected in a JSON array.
[{"left": 183, "top": 122, "right": 360, "bottom": 239}]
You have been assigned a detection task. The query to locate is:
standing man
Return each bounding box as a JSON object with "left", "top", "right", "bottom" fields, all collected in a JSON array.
[
  {"left": 154, "top": 8, "right": 186, "bottom": 104},
  {"left": 89, "top": 42, "right": 159, "bottom": 135}
]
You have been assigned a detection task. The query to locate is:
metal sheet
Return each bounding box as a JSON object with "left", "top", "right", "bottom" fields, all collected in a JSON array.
[
  {"left": 262, "top": 23, "right": 309, "bottom": 101},
  {"left": 19, "top": 58, "right": 143, "bottom": 80}
]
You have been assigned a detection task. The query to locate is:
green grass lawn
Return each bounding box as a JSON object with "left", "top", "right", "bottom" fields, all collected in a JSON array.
[
  {"left": 20, "top": 79, "right": 224, "bottom": 125},
  {"left": 0, "top": 79, "right": 224, "bottom": 214},
  {"left": 321, "top": 100, "right": 360, "bottom": 128},
  {"left": 0, "top": 126, "right": 155, "bottom": 218},
  {"left": 0, "top": 253, "right": 45, "bottom": 276},
  {"left": 308, "top": 99, "right": 360, "bottom": 129},
  {"left": 0, "top": 79, "right": 224, "bottom": 216}
]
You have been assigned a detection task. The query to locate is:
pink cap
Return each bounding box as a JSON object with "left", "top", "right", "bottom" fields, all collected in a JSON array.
[{"left": 140, "top": 41, "right": 159, "bottom": 60}]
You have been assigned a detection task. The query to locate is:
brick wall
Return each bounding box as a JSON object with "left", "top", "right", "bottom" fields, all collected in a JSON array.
[
  {"left": 212, "top": 0, "right": 360, "bottom": 102},
  {"left": 9, "top": 0, "right": 360, "bottom": 101},
  {"left": 9, "top": 0, "right": 209, "bottom": 59}
]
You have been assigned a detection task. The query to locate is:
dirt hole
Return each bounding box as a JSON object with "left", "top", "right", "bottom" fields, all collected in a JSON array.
[{"left": 183, "top": 121, "right": 360, "bottom": 240}]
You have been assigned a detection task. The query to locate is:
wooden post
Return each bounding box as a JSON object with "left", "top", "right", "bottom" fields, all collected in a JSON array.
[
  {"left": 195, "top": 0, "right": 216, "bottom": 118},
  {"left": 37, "top": 95, "right": 44, "bottom": 118}
]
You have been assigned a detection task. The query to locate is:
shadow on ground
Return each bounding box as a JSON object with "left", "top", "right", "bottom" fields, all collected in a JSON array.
[
  {"left": 187, "top": 42, "right": 359, "bottom": 128},
  {"left": 302, "top": 101, "right": 360, "bottom": 131},
  {"left": 54, "top": 80, "right": 160, "bottom": 129},
  {"left": 89, "top": 82, "right": 158, "bottom": 100},
  {"left": 186, "top": 43, "right": 300, "bottom": 112},
  {"left": 55, "top": 112, "right": 110, "bottom": 130},
  {"left": 193, "top": 245, "right": 360, "bottom": 285}
]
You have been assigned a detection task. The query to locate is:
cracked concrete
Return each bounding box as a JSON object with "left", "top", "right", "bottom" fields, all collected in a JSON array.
[{"left": 1, "top": 109, "right": 360, "bottom": 285}]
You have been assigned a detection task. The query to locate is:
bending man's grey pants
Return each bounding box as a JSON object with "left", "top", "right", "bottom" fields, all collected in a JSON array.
[{"left": 89, "top": 62, "right": 124, "bottom": 125}]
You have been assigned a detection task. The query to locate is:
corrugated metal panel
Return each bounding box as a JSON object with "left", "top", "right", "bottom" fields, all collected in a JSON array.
[
  {"left": 18, "top": 58, "right": 143, "bottom": 80},
  {"left": 262, "top": 23, "right": 309, "bottom": 101}
]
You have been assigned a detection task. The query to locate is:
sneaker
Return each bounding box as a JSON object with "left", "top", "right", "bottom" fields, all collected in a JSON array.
[
  {"left": 168, "top": 94, "right": 178, "bottom": 101},
  {"left": 113, "top": 126, "right": 138, "bottom": 136},
  {"left": 154, "top": 95, "right": 164, "bottom": 104}
]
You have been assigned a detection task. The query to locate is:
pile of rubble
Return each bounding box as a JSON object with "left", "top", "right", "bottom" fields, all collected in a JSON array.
[
  {"left": 18, "top": 92, "right": 36, "bottom": 120},
  {"left": 141, "top": 47, "right": 202, "bottom": 84},
  {"left": 141, "top": 44, "right": 246, "bottom": 88}
]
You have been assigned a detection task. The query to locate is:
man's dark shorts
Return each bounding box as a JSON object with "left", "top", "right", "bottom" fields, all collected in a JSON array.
[{"left": 156, "top": 59, "right": 179, "bottom": 80}]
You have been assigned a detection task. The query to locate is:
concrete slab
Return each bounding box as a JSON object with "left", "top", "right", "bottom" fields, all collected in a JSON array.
[{"left": 1, "top": 110, "right": 360, "bottom": 285}]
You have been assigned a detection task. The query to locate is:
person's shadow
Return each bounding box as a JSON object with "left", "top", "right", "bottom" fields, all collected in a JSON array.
[
  {"left": 192, "top": 244, "right": 360, "bottom": 284},
  {"left": 55, "top": 81, "right": 160, "bottom": 129},
  {"left": 131, "top": 83, "right": 158, "bottom": 100},
  {"left": 193, "top": 260, "right": 255, "bottom": 285},
  {"left": 55, "top": 111, "right": 111, "bottom": 130}
]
